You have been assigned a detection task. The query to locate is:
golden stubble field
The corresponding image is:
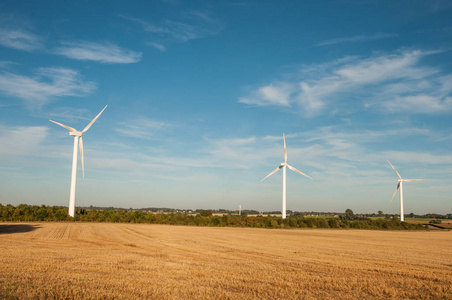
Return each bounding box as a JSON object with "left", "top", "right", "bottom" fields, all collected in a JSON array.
[{"left": 0, "top": 223, "right": 451, "bottom": 299}]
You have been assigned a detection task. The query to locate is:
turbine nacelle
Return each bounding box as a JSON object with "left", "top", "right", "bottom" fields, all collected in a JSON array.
[{"left": 69, "top": 131, "right": 83, "bottom": 137}]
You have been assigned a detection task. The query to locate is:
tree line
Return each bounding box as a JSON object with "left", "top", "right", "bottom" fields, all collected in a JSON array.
[{"left": 0, "top": 204, "right": 428, "bottom": 230}]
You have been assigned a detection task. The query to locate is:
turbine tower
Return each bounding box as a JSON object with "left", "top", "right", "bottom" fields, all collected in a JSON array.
[
  {"left": 262, "top": 133, "right": 311, "bottom": 219},
  {"left": 50, "top": 105, "right": 107, "bottom": 217},
  {"left": 239, "top": 204, "right": 242, "bottom": 216},
  {"left": 387, "top": 160, "right": 426, "bottom": 222}
]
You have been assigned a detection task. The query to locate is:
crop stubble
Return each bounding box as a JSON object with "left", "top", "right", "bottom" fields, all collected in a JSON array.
[{"left": 0, "top": 222, "right": 451, "bottom": 299}]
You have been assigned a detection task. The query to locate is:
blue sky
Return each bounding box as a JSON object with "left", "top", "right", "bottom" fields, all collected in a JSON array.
[{"left": 0, "top": 0, "right": 451, "bottom": 214}]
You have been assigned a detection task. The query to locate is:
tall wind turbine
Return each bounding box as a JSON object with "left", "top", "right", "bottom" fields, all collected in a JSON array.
[
  {"left": 50, "top": 105, "right": 107, "bottom": 217},
  {"left": 387, "top": 160, "right": 426, "bottom": 222},
  {"left": 262, "top": 133, "right": 311, "bottom": 219}
]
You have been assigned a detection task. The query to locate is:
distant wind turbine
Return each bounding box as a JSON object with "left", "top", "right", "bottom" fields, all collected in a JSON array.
[
  {"left": 262, "top": 133, "right": 312, "bottom": 219},
  {"left": 387, "top": 160, "right": 426, "bottom": 222},
  {"left": 239, "top": 204, "right": 242, "bottom": 216},
  {"left": 50, "top": 105, "right": 107, "bottom": 217}
]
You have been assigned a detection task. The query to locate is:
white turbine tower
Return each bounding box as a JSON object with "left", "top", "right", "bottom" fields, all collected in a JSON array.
[
  {"left": 239, "top": 204, "right": 242, "bottom": 216},
  {"left": 50, "top": 105, "right": 107, "bottom": 217},
  {"left": 262, "top": 133, "right": 311, "bottom": 219},
  {"left": 387, "top": 160, "right": 426, "bottom": 222}
]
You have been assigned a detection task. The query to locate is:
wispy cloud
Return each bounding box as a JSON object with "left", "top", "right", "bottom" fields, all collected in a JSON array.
[
  {"left": 379, "top": 150, "right": 452, "bottom": 165},
  {"left": 0, "top": 125, "right": 48, "bottom": 155},
  {"left": 47, "top": 106, "right": 95, "bottom": 123},
  {"left": 316, "top": 33, "right": 398, "bottom": 47},
  {"left": 121, "top": 10, "right": 223, "bottom": 49},
  {"left": 0, "top": 61, "right": 18, "bottom": 69},
  {"left": 115, "top": 118, "right": 168, "bottom": 139},
  {"left": 240, "top": 49, "right": 452, "bottom": 116},
  {"left": 379, "top": 95, "right": 452, "bottom": 113},
  {"left": 146, "top": 42, "right": 167, "bottom": 52},
  {"left": 98, "top": 126, "right": 447, "bottom": 177},
  {"left": 238, "top": 83, "right": 294, "bottom": 107},
  {"left": 298, "top": 126, "right": 431, "bottom": 145},
  {"left": 0, "top": 67, "right": 96, "bottom": 107},
  {"left": 0, "top": 28, "right": 44, "bottom": 51},
  {"left": 54, "top": 41, "right": 142, "bottom": 64}
]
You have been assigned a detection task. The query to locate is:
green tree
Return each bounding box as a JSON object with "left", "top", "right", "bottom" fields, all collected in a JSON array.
[
  {"left": 342, "top": 209, "right": 356, "bottom": 220},
  {"left": 36, "top": 206, "right": 49, "bottom": 221},
  {"left": 328, "top": 218, "right": 339, "bottom": 228},
  {"left": 199, "top": 210, "right": 213, "bottom": 217}
]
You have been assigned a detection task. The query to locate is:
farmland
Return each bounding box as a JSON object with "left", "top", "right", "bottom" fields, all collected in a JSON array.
[{"left": 1, "top": 223, "right": 451, "bottom": 299}]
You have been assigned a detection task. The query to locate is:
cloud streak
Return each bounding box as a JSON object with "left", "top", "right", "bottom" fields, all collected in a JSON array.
[
  {"left": 0, "top": 125, "right": 48, "bottom": 155},
  {"left": 316, "top": 33, "right": 398, "bottom": 47},
  {"left": 238, "top": 83, "right": 294, "bottom": 107},
  {"left": 0, "top": 28, "right": 44, "bottom": 51},
  {"left": 0, "top": 67, "right": 96, "bottom": 107},
  {"left": 146, "top": 42, "right": 167, "bottom": 52},
  {"left": 121, "top": 10, "right": 223, "bottom": 49},
  {"left": 115, "top": 118, "right": 168, "bottom": 139},
  {"left": 54, "top": 41, "right": 142, "bottom": 64}
]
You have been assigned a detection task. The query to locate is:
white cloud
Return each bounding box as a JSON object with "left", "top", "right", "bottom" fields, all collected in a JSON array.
[
  {"left": 381, "top": 95, "right": 452, "bottom": 113},
  {"left": 298, "top": 82, "right": 326, "bottom": 115},
  {"left": 54, "top": 41, "right": 142, "bottom": 64},
  {"left": 238, "top": 83, "right": 294, "bottom": 107},
  {"left": 121, "top": 11, "right": 223, "bottom": 48},
  {"left": 378, "top": 151, "right": 452, "bottom": 165},
  {"left": 0, "top": 61, "right": 17, "bottom": 69},
  {"left": 147, "top": 42, "right": 167, "bottom": 52},
  {"left": 0, "top": 67, "right": 96, "bottom": 106},
  {"left": 0, "top": 125, "right": 48, "bottom": 155},
  {"left": 296, "top": 50, "right": 434, "bottom": 114},
  {"left": 299, "top": 126, "right": 431, "bottom": 144},
  {"left": 0, "top": 28, "right": 43, "bottom": 51},
  {"left": 240, "top": 49, "right": 452, "bottom": 116},
  {"left": 115, "top": 118, "right": 167, "bottom": 139},
  {"left": 316, "top": 33, "right": 398, "bottom": 47}
]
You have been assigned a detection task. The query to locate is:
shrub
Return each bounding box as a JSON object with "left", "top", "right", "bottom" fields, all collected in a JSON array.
[
  {"left": 199, "top": 210, "right": 213, "bottom": 217},
  {"left": 429, "top": 219, "right": 442, "bottom": 224},
  {"left": 328, "top": 218, "right": 339, "bottom": 228}
]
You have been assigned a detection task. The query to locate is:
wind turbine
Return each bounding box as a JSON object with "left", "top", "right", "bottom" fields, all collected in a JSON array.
[
  {"left": 239, "top": 204, "right": 242, "bottom": 216},
  {"left": 262, "top": 133, "right": 311, "bottom": 219},
  {"left": 50, "top": 105, "right": 107, "bottom": 217},
  {"left": 387, "top": 160, "right": 426, "bottom": 222}
]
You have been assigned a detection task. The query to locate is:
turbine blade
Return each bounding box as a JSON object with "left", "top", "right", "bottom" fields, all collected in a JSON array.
[
  {"left": 82, "top": 105, "right": 107, "bottom": 133},
  {"left": 261, "top": 166, "right": 282, "bottom": 181},
  {"left": 387, "top": 160, "right": 402, "bottom": 179},
  {"left": 79, "top": 136, "right": 85, "bottom": 178},
  {"left": 283, "top": 133, "right": 287, "bottom": 163},
  {"left": 390, "top": 182, "right": 400, "bottom": 202},
  {"left": 287, "top": 164, "right": 312, "bottom": 179},
  {"left": 49, "top": 120, "right": 77, "bottom": 132},
  {"left": 403, "top": 179, "right": 427, "bottom": 182}
]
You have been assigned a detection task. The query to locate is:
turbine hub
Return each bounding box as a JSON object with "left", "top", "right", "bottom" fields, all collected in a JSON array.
[{"left": 69, "top": 131, "right": 83, "bottom": 137}]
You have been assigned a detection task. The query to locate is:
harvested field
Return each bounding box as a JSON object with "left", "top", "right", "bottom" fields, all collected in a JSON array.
[
  {"left": 406, "top": 219, "right": 452, "bottom": 230},
  {"left": 0, "top": 222, "right": 451, "bottom": 299}
]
